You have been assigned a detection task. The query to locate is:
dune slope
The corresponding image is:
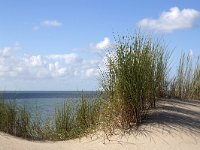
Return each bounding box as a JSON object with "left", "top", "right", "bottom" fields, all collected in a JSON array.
[{"left": 0, "top": 98, "right": 200, "bottom": 150}]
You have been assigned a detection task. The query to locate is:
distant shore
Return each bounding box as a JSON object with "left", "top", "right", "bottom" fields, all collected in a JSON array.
[{"left": 1, "top": 98, "right": 199, "bottom": 150}]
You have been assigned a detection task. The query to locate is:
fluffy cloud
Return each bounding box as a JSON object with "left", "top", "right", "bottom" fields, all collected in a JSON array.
[
  {"left": 0, "top": 37, "right": 114, "bottom": 90},
  {"left": 0, "top": 43, "right": 20, "bottom": 58},
  {"left": 85, "top": 68, "right": 99, "bottom": 78},
  {"left": 0, "top": 37, "right": 114, "bottom": 87},
  {"left": 138, "top": 7, "right": 200, "bottom": 32},
  {"left": 23, "top": 55, "right": 46, "bottom": 67},
  {"left": 48, "top": 62, "right": 67, "bottom": 77},
  {"left": 0, "top": 43, "right": 21, "bottom": 77},
  {"left": 89, "top": 37, "right": 112, "bottom": 56},
  {"left": 0, "top": 47, "right": 104, "bottom": 80},
  {"left": 48, "top": 53, "right": 82, "bottom": 64},
  {"left": 95, "top": 37, "right": 111, "bottom": 49}
]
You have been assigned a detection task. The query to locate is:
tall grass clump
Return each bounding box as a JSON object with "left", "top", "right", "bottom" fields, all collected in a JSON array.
[
  {"left": 51, "top": 97, "right": 102, "bottom": 140},
  {"left": 0, "top": 97, "right": 34, "bottom": 139},
  {"left": 16, "top": 106, "right": 31, "bottom": 138},
  {"left": 192, "top": 57, "right": 200, "bottom": 99},
  {"left": 100, "top": 32, "right": 170, "bottom": 130},
  {"left": 0, "top": 97, "right": 17, "bottom": 135},
  {"left": 170, "top": 53, "right": 200, "bottom": 100}
]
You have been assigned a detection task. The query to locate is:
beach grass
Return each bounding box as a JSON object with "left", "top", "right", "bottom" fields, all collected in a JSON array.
[
  {"left": 100, "top": 32, "right": 170, "bottom": 131},
  {"left": 0, "top": 95, "right": 102, "bottom": 140},
  {"left": 170, "top": 53, "right": 200, "bottom": 100},
  {"left": 51, "top": 97, "right": 102, "bottom": 140},
  {"left": 0, "top": 98, "right": 32, "bottom": 139}
]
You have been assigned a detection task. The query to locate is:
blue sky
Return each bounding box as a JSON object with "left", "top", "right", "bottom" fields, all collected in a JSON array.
[{"left": 0, "top": 0, "right": 200, "bottom": 91}]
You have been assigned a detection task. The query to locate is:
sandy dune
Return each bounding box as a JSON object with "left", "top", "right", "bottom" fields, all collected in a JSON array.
[{"left": 1, "top": 98, "right": 200, "bottom": 150}]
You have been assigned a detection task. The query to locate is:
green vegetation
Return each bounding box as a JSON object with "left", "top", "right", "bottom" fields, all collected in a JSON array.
[
  {"left": 0, "top": 31, "right": 199, "bottom": 141},
  {"left": 0, "top": 96, "right": 102, "bottom": 140},
  {"left": 170, "top": 53, "right": 200, "bottom": 100},
  {"left": 100, "top": 33, "right": 170, "bottom": 130},
  {"left": 52, "top": 97, "right": 101, "bottom": 140},
  {"left": 0, "top": 98, "right": 33, "bottom": 139}
]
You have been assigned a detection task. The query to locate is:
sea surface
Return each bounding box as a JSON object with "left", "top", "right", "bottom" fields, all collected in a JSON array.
[{"left": 1, "top": 91, "right": 98, "bottom": 121}]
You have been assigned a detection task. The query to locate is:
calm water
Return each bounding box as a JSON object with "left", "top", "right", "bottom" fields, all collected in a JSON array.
[{"left": 2, "top": 91, "right": 98, "bottom": 121}]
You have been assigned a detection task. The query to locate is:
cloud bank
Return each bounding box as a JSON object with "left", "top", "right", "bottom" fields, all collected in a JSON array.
[{"left": 0, "top": 38, "right": 110, "bottom": 82}]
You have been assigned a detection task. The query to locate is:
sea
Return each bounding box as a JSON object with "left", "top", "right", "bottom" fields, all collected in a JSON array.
[{"left": 1, "top": 91, "right": 99, "bottom": 121}]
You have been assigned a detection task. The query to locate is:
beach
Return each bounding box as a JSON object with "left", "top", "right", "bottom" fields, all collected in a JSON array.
[
  {"left": 1, "top": 1, "right": 200, "bottom": 149},
  {"left": 1, "top": 98, "right": 199, "bottom": 150}
]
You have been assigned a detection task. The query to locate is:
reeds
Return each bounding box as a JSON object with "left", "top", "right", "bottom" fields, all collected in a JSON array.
[
  {"left": 192, "top": 57, "right": 200, "bottom": 99},
  {"left": 0, "top": 95, "right": 102, "bottom": 140},
  {"left": 0, "top": 98, "right": 17, "bottom": 135},
  {"left": 53, "top": 97, "right": 102, "bottom": 140},
  {"left": 16, "top": 106, "right": 31, "bottom": 138},
  {"left": 0, "top": 98, "right": 32, "bottom": 138},
  {"left": 170, "top": 53, "right": 200, "bottom": 100},
  {"left": 100, "top": 32, "right": 170, "bottom": 130}
]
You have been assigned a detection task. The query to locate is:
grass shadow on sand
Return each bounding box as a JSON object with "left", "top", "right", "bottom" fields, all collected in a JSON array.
[
  {"left": 143, "top": 98, "right": 200, "bottom": 135},
  {"left": 85, "top": 98, "right": 200, "bottom": 146}
]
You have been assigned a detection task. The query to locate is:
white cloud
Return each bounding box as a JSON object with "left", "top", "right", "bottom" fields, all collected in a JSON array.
[
  {"left": 95, "top": 37, "right": 110, "bottom": 49},
  {"left": 0, "top": 43, "right": 104, "bottom": 80},
  {"left": 48, "top": 53, "right": 81, "bottom": 64},
  {"left": 33, "top": 20, "right": 63, "bottom": 31},
  {"left": 48, "top": 62, "right": 67, "bottom": 77},
  {"left": 0, "top": 43, "right": 20, "bottom": 58},
  {"left": 41, "top": 20, "right": 63, "bottom": 27},
  {"left": 0, "top": 65, "right": 10, "bottom": 73},
  {"left": 0, "top": 47, "right": 14, "bottom": 57},
  {"left": 0, "top": 38, "right": 113, "bottom": 90},
  {"left": 85, "top": 68, "right": 99, "bottom": 78},
  {"left": 24, "top": 55, "right": 46, "bottom": 67},
  {"left": 138, "top": 7, "right": 200, "bottom": 32},
  {"left": 89, "top": 37, "right": 112, "bottom": 57}
]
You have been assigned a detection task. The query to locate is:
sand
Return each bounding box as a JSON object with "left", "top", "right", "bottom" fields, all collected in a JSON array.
[{"left": 0, "top": 98, "right": 200, "bottom": 150}]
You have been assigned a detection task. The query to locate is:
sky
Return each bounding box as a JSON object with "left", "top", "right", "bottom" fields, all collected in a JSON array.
[{"left": 0, "top": 0, "right": 200, "bottom": 91}]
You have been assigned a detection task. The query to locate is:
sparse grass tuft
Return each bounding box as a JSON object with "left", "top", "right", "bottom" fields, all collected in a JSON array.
[
  {"left": 0, "top": 97, "right": 17, "bottom": 135},
  {"left": 170, "top": 53, "right": 200, "bottom": 100},
  {"left": 52, "top": 96, "right": 102, "bottom": 140},
  {"left": 0, "top": 97, "right": 33, "bottom": 139}
]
